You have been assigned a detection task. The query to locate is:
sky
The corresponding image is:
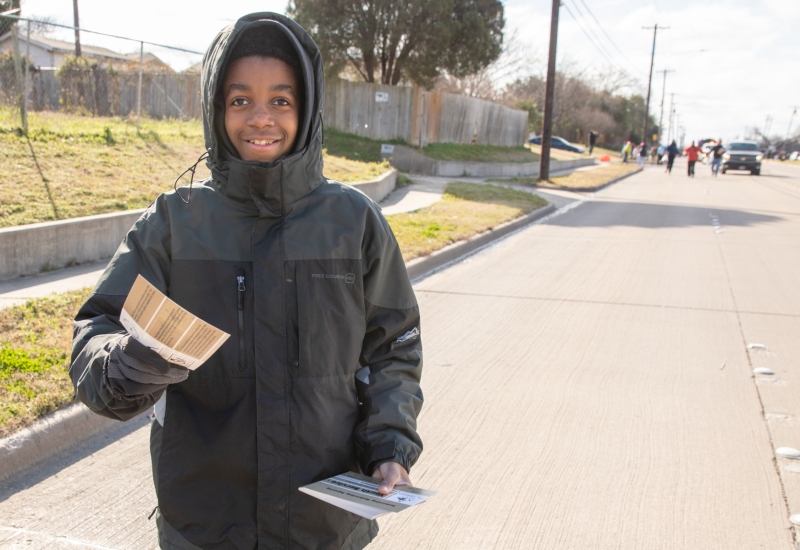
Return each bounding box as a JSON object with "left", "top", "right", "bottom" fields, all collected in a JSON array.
[{"left": 19, "top": 0, "right": 800, "bottom": 142}]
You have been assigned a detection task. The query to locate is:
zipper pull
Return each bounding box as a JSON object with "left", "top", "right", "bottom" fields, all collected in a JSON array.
[{"left": 237, "top": 275, "right": 245, "bottom": 292}]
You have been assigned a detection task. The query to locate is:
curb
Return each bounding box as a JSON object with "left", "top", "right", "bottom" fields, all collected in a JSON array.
[
  {"left": 348, "top": 169, "right": 397, "bottom": 203},
  {"left": 1, "top": 200, "right": 558, "bottom": 483},
  {"left": 534, "top": 165, "right": 643, "bottom": 193},
  {"left": 405, "top": 202, "right": 556, "bottom": 280},
  {"left": 0, "top": 402, "right": 149, "bottom": 483},
  {"left": 0, "top": 209, "right": 146, "bottom": 282}
]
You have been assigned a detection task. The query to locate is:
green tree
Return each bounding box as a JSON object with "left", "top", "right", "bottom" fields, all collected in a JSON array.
[
  {"left": 0, "top": 0, "right": 21, "bottom": 37},
  {"left": 287, "top": 0, "right": 505, "bottom": 88}
]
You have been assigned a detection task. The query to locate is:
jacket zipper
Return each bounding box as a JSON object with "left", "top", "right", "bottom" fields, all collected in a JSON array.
[{"left": 236, "top": 270, "right": 246, "bottom": 371}]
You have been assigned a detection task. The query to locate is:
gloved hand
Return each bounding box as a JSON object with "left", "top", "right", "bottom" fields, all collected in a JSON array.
[{"left": 106, "top": 335, "right": 189, "bottom": 397}]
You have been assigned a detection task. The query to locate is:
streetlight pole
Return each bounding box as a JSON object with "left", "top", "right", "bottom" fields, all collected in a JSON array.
[{"left": 539, "top": 0, "right": 560, "bottom": 183}]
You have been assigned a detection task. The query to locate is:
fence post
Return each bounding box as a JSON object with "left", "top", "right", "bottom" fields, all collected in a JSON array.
[
  {"left": 136, "top": 41, "right": 143, "bottom": 130},
  {"left": 24, "top": 20, "right": 30, "bottom": 128},
  {"left": 10, "top": 22, "right": 27, "bottom": 134}
]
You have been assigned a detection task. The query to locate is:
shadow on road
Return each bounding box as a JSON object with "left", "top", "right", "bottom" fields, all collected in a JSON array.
[
  {"left": 0, "top": 413, "right": 149, "bottom": 504},
  {"left": 543, "top": 201, "right": 782, "bottom": 229}
]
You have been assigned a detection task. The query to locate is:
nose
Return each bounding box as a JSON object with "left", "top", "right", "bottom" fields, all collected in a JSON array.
[{"left": 247, "top": 106, "right": 275, "bottom": 129}]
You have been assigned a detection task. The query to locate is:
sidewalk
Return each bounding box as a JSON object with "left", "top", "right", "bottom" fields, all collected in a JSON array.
[
  {"left": 380, "top": 164, "right": 602, "bottom": 216},
  {"left": 0, "top": 261, "right": 108, "bottom": 310}
]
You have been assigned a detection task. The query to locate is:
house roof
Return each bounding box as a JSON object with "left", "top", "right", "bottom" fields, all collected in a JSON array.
[{"left": 0, "top": 32, "right": 172, "bottom": 70}]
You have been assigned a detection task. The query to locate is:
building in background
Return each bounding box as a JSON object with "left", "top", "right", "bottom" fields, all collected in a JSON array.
[{"left": 0, "top": 32, "right": 171, "bottom": 72}]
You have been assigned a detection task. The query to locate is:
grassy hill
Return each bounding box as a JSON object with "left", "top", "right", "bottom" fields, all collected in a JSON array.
[{"left": 0, "top": 109, "right": 390, "bottom": 227}]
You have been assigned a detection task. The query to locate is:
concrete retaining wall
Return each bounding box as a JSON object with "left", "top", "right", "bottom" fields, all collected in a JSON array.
[
  {"left": 0, "top": 171, "right": 397, "bottom": 282},
  {"left": 348, "top": 169, "right": 396, "bottom": 203},
  {"left": 384, "top": 145, "right": 596, "bottom": 177},
  {"left": 0, "top": 210, "right": 145, "bottom": 281}
]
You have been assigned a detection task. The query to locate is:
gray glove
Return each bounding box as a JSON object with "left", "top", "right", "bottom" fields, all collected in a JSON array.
[{"left": 106, "top": 335, "right": 189, "bottom": 397}]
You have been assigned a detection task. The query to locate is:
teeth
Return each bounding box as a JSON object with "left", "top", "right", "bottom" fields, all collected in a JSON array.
[{"left": 248, "top": 139, "right": 276, "bottom": 146}]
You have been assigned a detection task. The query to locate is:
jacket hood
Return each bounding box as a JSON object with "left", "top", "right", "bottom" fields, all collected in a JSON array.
[{"left": 200, "top": 13, "right": 325, "bottom": 211}]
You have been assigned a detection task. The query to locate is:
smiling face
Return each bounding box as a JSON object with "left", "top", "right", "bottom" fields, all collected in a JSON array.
[{"left": 222, "top": 56, "right": 300, "bottom": 163}]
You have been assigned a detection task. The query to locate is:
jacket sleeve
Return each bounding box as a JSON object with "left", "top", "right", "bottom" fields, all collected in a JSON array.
[
  {"left": 70, "top": 198, "right": 172, "bottom": 421},
  {"left": 355, "top": 209, "right": 424, "bottom": 475}
]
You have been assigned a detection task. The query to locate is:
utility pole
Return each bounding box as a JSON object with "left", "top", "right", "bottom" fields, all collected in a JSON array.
[
  {"left": 72, "top": 0, "right": 81, "bottom": 56},
  {"left": 658, "top": 69, "right": 674, "bottom": 145},
  {"left": 667, "top": 93, "right": 675, "bottom": 143},
  {"left": 539, "top": 0, "right": 560, "bottom": 182},
  {"left": 641, "top": 24, "right": 668, "bottom": 146},
  {"left": 787, "top": 107, "right": 797, "bottom": 139},
  {"left": 764, "top": 114, "right": 772, "bottom": 141}
]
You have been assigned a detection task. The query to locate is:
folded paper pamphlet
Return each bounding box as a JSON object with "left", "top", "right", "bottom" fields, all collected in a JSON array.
[
  {"left": 299, "top": 472, "right": 436, "bottom": 520},
  {"left": 120, "top": 274, "right": 230, "bottom": 370}
]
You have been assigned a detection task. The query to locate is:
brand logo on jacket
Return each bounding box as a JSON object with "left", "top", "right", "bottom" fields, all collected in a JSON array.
[{"left": 311, "top": 273, "right": 356, "bottom": 284}]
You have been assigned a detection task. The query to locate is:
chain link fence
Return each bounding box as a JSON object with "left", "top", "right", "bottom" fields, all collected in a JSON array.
[{"left": 0, "top": 16, "right": 203, "bottom": 130}]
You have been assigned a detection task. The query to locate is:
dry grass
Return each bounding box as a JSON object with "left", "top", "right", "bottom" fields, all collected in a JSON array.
[
  {"left": 389, "top": 182, "right": 546, "bottom": 261},
  {"left": 0, "top": 287, "right": 92, "bottom": 437},
  {"left": 323, "top": 152, "right": 391, "bottom": 182},
  {"left": 0, "top": 109, "right": 388, "bottom": 227},
  {"left": 420, "top": 143, "right": 539, "bottom": 163},
  {"left": 526, "top": 142, "right": 589, "bottom": 161},
  {"left": 546, "top": 163, "right": 641, "bottom": 189},
  {"left": 490, "top": 162, "right": 641, "bottom": 191}
]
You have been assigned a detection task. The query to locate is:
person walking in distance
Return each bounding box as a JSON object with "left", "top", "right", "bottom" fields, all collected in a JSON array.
[
  {"left": 665, "top": 140, "right": 679, "bottom": 174},
  {"left": 683, "top": 141, "right": 702, "bottom": 178},
  {"left": 622, "top": 140, "right": 632, "bottom": 163},
  {"left": 588, "top": 130, "right": 598, "bottom": 154},
  {"left": 710, "top": 138, "right": 725, "bottom": 177},
  {"left": 637, "top": 142, "right": 647, "bottom": 166}
]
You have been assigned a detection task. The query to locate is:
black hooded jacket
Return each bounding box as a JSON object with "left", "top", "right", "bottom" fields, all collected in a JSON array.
[{"left": 70, "top": 13, "right": 423, "bottom": 550}]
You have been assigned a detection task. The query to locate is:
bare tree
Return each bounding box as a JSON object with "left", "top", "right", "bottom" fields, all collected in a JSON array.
[{"left": 434, "top": 30, "right": 539, "bottom": 100}]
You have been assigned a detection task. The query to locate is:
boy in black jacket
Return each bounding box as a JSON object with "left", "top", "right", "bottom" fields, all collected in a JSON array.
[{"left": 71, "top": 13, "right": 423, "bottom": 549}]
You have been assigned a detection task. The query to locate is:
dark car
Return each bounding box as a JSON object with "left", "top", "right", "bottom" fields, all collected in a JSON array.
[
  {"left": 722, "top": 141, "right": 762, "bottom": 175},
  {"left": 528, "top": 135, "right": 586, "bottom": 154}
]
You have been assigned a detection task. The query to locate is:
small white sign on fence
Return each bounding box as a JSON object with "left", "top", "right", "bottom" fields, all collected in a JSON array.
[
  {"left": 380, "top": 144, "right": 395, "bottom": 154},
  {"left": 375, "top": 92, "right": 389, "bottom": 103}
]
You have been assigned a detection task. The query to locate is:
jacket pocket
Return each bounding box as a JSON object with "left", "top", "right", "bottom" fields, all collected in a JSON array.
[{"left": 295, "top": 259, "right": 365, "bottom": 378}]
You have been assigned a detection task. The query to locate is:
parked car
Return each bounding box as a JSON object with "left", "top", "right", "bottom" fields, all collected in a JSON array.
[
  {"left": 722, "top": 141, "right": 762, "bottom": 175},
  {"left": 528, "top": 135, "right": 586, "bottom": 154}
]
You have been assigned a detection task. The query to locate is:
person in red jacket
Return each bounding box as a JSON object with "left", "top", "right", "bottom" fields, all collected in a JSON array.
[{"left": 683, "top": 141, "right": 702, "bottom": 178}]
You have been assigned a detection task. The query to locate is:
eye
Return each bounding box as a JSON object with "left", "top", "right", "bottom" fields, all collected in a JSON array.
[
  {"left": 273, "top": 98, "right": 291, "bottom": 107},
  {"left": 230, "top": 97, "right": 249, "bottom": 107}
]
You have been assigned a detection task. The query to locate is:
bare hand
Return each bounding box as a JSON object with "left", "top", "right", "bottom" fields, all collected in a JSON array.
[{"left": 371, "top": 461, "right": 412, "bottom": 495}]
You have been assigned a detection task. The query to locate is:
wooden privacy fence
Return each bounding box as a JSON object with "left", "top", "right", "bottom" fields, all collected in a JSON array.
[
  {"left": 324, "top": 79, "right": 528, "bottom": 147},
  {"left": 1, "top": 68, "right": 526, "bottom": 146}
]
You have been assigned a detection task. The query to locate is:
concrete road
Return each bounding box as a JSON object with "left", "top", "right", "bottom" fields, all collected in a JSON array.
[{"left": 3, "top": 159, "right": 800, "bottom": 549}]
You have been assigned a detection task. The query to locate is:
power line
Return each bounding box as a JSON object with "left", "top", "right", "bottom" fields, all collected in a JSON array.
[
  {"left": 567, "top": 1, "right": 619, "bottom": 65},
  {"left": 574, "top": 0, "right": 647, "bottom": 76},
  {"left": 561, "top": 2, "right": 631, "bottom": 76},
  {"left": 0, "top": 12, "right": 203, "bottom": 55}
]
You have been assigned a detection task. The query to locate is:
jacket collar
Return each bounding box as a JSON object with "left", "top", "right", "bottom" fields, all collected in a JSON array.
[{"left": 213, "top": 132, "right": 324, "bottom": 217}]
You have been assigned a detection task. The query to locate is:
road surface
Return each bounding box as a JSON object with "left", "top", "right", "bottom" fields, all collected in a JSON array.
[{"left": 2, "top": 159, "right": 800, "bottom": 549}]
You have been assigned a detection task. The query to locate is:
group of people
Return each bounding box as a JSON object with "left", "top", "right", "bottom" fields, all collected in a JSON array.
[
  {"left": 680, "top": 139, "right": 726, "bottom": 177},
  {"left": 619, "top": 138, "right": 727, "bottom": 177}
]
